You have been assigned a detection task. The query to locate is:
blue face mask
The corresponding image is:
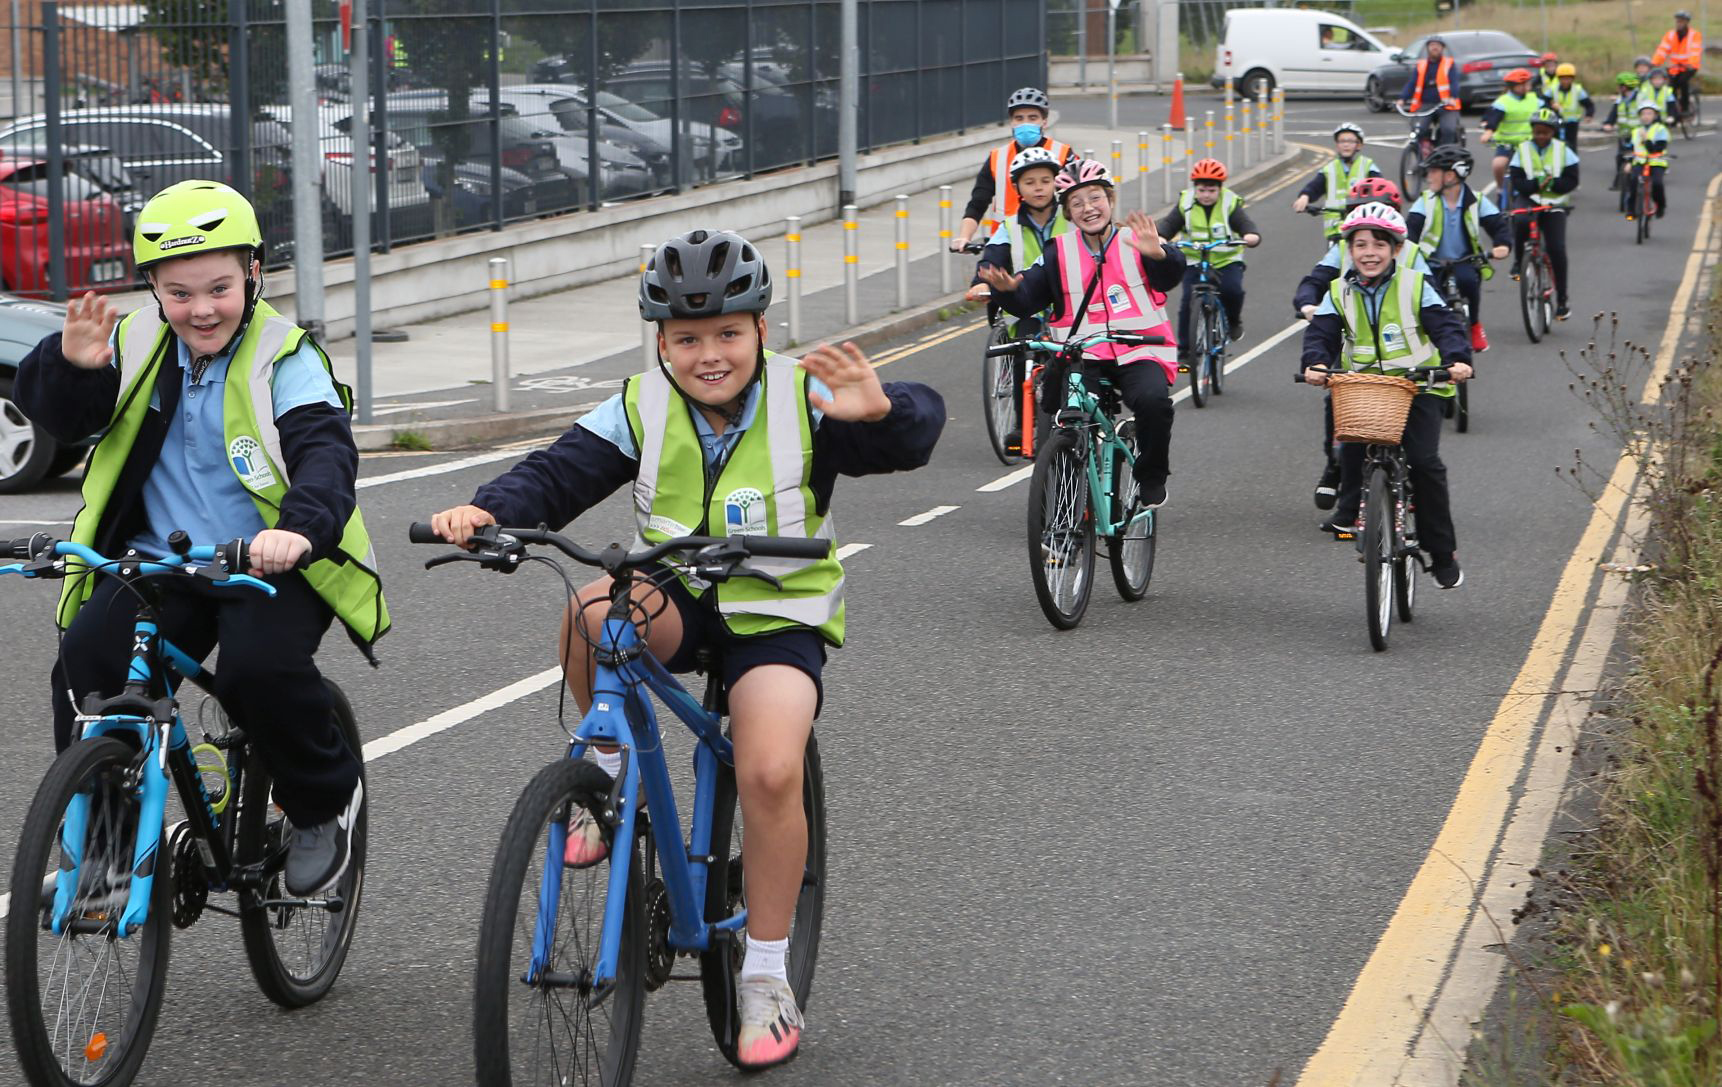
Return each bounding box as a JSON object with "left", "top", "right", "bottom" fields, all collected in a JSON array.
[{"left": 1013, "top": 123, "right": 1042, "bottom": 146}]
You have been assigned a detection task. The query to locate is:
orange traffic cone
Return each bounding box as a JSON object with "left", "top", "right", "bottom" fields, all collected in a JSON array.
[{"left": 1169, "top": 75, "right": 1187, "bottom": 131}]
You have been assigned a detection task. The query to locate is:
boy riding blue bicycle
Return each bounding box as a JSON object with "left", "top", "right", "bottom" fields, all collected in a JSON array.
[
  {"left": 428, "top": 227, "right": 944, "bottom": 1069},
  {"left": 1157, "top": 156, "right": 1261, "bottom": 355}
]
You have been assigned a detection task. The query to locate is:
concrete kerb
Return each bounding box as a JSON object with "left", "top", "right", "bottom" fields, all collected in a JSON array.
[{"left": 352, "top": 144, "right": 1313, "bottom": 453}]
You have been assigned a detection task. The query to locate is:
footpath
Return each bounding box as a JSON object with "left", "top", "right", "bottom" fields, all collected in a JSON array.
[{"left": 312, "top": 112, "right": 1307, "bottom": 450}]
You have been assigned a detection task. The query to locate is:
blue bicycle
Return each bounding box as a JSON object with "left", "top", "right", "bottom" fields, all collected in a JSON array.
[
  {"left": 3, "top": 532, "right": 366, "bottom": 1087},
  {"left": 1179, "top": 238, "right": 1239, "bottom": 408},
  {"left": 410, "top": 522, "right": 828, "bottom": 1086}
]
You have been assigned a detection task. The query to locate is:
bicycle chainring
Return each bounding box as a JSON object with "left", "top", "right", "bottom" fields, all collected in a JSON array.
[
  {"left": 644, "top": 877, "right": 673, "bottom": 990},
  {"left": 168, "top": 820, "right": 208, "bottom": 929}
]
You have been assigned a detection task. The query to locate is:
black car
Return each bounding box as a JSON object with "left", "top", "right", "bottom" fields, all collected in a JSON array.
[
  {"left": 420, "top": 160, "right": 547, "bottom": 227},
  {"left": 603, "top": 62, "right": 818, "bottom": 169},
  {"left": 0, "top": 294, "right": 93, "bottom": 493},
  {"left": 1365, "top": 30, "right": 1541, "bottom": 112}
]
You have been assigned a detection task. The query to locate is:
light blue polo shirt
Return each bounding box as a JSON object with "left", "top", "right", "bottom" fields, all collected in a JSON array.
[
  {"left": 1314, "top": 269, "right": 1447, "bottom": 320},
  {"left": 1318, "top": 241, "right": 1431, "bottom": 274},
  {"left": 1431, "top": 193, "right": 1501, "bottom": 260},
  {"left": 129, "top": 336, "right": 344, "bottom": 557},
  {"left": 578, "top": 372, "right": 832, "bottom": 467}
]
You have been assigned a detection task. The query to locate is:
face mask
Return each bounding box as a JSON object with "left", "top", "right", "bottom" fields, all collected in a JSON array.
[{"left": 1013, "top": 123, "right": 1042, "bottom": 146}]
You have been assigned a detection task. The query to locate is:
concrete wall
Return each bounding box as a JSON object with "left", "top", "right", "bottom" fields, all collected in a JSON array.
[{"left": 1049, "top": 54, "right": 1154, "bottom": 88}]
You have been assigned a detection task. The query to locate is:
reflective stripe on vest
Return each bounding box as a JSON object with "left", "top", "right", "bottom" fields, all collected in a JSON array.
[
  {"left": 1321, "top": 155, "right": 1377, "bottom": 228},
  {"left": 990, "top": 138, "right": 1073, "bottom": 220},
  {"left": 1047, "top": 229, "right": 1179, "bottom": 374},
  {"left": 57, "top": 300, "right": 390, "bottom": 649},
  {"left": 1633, "top": 122, "right": 1671, "bottom": 166},
  {"left": 1516, "top": 139, "right": 1576, "bottom": 205},
  {"left": 1631, "top": 85, "right": 1674, "bottom": 117},
  {"left": 1413, "top": 191, "right": 1494, "bottom": 280},
  {"left": 1491, "top": 92, "right": 1542, "bottom": 144},
  {"left": 1656, "top": 27, "right": 1704, "bottom": 69},
  {"left": 626, "top": 356, "right": 845, "bottom": 644},
  {"left": 1409, "top": 56, "right": 1459, "bottom": 111},
  {"left": 1176, "top": 188, "right": 1245, "bottom": 268},
  {"left": 1332, "top": 268, "right": 1447, "bottom": 395},
  {"left": 1552, "top": 82, "right": 1587, "bottom": 119}
]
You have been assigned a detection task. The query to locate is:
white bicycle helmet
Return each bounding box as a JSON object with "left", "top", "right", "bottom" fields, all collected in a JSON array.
[
  {"left": 1009, "top": 146, "right": 1060, "bottom": 181},
  {"left": 1333, "top": 122, "right": 1366, "bottom": 142}
]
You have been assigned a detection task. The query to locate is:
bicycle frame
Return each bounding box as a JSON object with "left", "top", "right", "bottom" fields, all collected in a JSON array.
[
  {"left": 541, "top": 607, "right": 740, "bottom": 996},
  {"left": 1047, "top": 359, "right": 1134, "bottom": 538},
  {"left": 0, "top": 539, "right": 274, "bottom": 938}
]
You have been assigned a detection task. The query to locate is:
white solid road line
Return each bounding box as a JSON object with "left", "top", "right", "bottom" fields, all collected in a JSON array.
[
  {"left": 355, "top": 448, "right": 525, "bottom": 490},
  {"left": 897, "top": 504, "right": 960, "bottom": 527},
  {"left": 835, "top": 542, "right": 872, "bottom": 559},
  {"left": 361, "top": 666, "right": 564, "bottom": 762},
  {"left": 0, "top": 519, "right": 71, "bottom": 527},
  {"left": 976, "top": 318, "right": 1305, "bottom": 493}
]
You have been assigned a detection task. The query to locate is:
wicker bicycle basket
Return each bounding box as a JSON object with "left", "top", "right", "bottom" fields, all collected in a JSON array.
[{"left": 1327, "top": 371, "right": 1418, "bottom": 445}]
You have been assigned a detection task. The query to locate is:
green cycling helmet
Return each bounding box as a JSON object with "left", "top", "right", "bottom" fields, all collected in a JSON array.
[
  {"left": 1616, "top": 71, "right": 1640, "bottom": 88},
  {"left": 1528, "top": 106, "right": 1562, "bottom": 128},
  {"left": 133, "top": 179, "right": 262, "bottom": 271}
]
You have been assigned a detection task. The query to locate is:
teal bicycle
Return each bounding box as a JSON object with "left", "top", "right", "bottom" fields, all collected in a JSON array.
[{"left": 986, "top": 330, "right": 1165, "bottom": 629}]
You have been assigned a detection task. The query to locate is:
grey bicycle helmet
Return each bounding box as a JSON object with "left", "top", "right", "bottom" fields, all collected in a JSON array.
[
  {"left": 1333, "top": 121, "right": 1366, "bottom": 141},
  {"left": 1421, "top": 144, "right": 1473, "bottom": 178},
  {"left": 1649, "top": 65, "right": 1670, "bottom": 79},
  {"left": 1009, "top": 145, "right": 1060, "bottom": 181},
  {"left": 1006, "top": 86, "right": 1051, "bottom": 112},
  {"left": 638, "top": 228, "right": 773, "bottom": 321},
  {"left": 1634, "top": 54, "right": 1653, "bottom": 66},
  {"left": 1426, "top": 34, "right": 1446, "bottom": 46}
]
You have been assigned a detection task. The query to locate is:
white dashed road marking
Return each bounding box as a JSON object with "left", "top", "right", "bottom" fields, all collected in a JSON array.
[{"left": 897, "top": 504, "right": 960, "bottom": 526}]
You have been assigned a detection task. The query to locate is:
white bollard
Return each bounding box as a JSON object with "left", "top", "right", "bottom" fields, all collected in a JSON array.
[
  {"left": 1110, "top": 138, "right": 1123, "bottom": 185},
  {"left": 1204, "top": 110, "right": 1215, "bottom": 163},
  {"left": 785, "top": 216, "right": 802, "bottom": 344},
  {"left": 1224, "top": 79, "right": 1235, "bottom": 173},
  {"left": 489, "top": 257, "right": 510, "bottom": 412},
  {"left": 843, "top": 204, "right": 859, "bottom": 326},
  {"left": 1161, "top": 123, "right": 1173, "bottom": 203},
  {"left": 938, "top": 184, "right": 953, "bottom": 293},
  {"left": 894, "top": 194, "right": 909, "bottom": 310},
  {"left": 1138, "top": 130, "right": 1150, "bottom": 211}
]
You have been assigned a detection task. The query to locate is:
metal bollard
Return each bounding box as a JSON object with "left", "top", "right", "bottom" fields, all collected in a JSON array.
[
  {"left": 640, "top": 243, "right": 656, "bottom": 369},
  {"left": 1161, "top": 123, "right": 1173, "bottom": 203},
  {"left": 843, "top": 203, "right": 858, "bottom": 326},
  {"left": 1262, "top": 96, "right": 1271, "bottom": 159},
  {"left": 1204, "top": 110, "right": 1215, "bottom": 162},
  {"left": 938, "top": 184, "right": 953, "bottom": 293},
  {"left": 1137, "top": 130, "right": 1149, "bottom": 211},
  {"left": 1110, "top": 138, "right": 1123, "bottom": 185},
  {"left": 1084, "top": 147, "right": 1096, "bottom": 165},
  {"left": 894, "top": 194, "right": 909, "bottom": 310},
  {"left": 1275, "top": 90, "right": 1286, "bottom": 153},
  {"left": 1241, "top": 99, "right": 1253, "bottom": 169},
  {"left": 1224, "top": 81, "right": 1235, "bottom": 173},
  {"left": 785, "top": 216, "right": 803, "bottom": 345},
  {"left": 488, "top": 257, "right": 510, "bottom": 412}
]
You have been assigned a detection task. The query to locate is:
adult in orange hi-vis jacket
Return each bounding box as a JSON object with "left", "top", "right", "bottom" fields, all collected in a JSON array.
[
  {"left": 1653, "top": 10, "right": 1705, "bottom": 119},
  {"left": 951, "top": 86, "right": 1073, "bottom": 252}
]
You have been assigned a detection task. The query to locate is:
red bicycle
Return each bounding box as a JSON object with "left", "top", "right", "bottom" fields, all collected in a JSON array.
[
  {"left": 1509, "top": 204, "right": 1564, "bottom": 342},
  {"left": 1629, "top": 153, "right": 1660, "bottom": 244}
]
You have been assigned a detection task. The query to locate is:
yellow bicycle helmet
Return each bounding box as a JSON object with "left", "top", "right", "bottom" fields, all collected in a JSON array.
[
  {"left": 133, "top": 180, "right": 262, "bottom": 271},
  {"left": 1555, "top": 62, "right": 1577, "bottom": 78}
]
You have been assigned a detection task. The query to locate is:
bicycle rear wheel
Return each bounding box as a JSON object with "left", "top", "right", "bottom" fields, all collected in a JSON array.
[
  {"left": 1519, "top": 251, "right": 1545, "bottom": 342},
  {"left": 238, "top": 679, "right": 367, "bottom": 1007},
  {"left": 981, "top": 324, "right": 1024, "bottom": 465},
  {"left": 7, "top": 736, "right": 172, "bottom": 1087},
  {"left": 1026, "top": 428, "right": 1097, "bottom": 628},
  {"left": 1399, "top": 143, "right": 1425, "bottom": 202},
  {"left": 475, "top": 758, "right": 645, "bottom": 1087},
  {"left": 1208, "top": 301, "right": 1227, "bottom": 396},
  {"left": 1363, "top": 465, "right": 1394, "bottom": 652},
  {"left": 1107, "top": 419, "right": 1156, "bottom": 601},
  {"left": 700, "top": 733, "right": 827, "bottom": 1068},
  {"left": 1637, "top": 176, "right": 1653, "bottom": 243},
  {"left": 1187, "top": 304, "right": 1213, "bottom": 409}
]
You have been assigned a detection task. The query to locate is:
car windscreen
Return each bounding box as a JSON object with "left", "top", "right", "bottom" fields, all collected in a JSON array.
[
  {"left": 596, "top": 92, "right": 661, "bottom": 123},
  {"left": 1, "top": 161, "right": 106, "bottom": 201}
]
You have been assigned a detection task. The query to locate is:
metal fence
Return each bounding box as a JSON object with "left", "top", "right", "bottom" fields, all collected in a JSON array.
[{"left": 1, "top": 0, "right": 1043, "bottom": 299}]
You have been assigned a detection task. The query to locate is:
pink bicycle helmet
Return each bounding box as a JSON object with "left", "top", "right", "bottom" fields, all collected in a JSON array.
[
  {"left": 1054, "top": 157, "right": 1113, "bottom": 201},
  {"left": 1340, "top": 201, "right": 1407, "bottom": 240}
]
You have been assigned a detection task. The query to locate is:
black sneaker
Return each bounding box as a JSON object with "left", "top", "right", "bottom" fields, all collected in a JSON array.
[
  {"left": 1004, "top": 428, "right": 1022, "bottom": 455},
  {"left": 1431, "top": 557, "right": 1464, "bottom": 589},
  {"left": 1229, "top": 319, "right": 1244, "bottom": 342},
  {"left": 284, "top": 779, "right": 363, "bottom": 897},
  {"left": 1509, "top": 261, "right": 1522, "bottom": 280},
  {"left": 1140, "top": 483, "right": 1169, "bottom": 509},
  {"left": 1555, "top": 303, "right": 1571, "bottom": 321},
  {"left": 1320, "top": 514, "right": 1357, "bottom": 539},
  {"left": 1313, "top": 462, "right": 1341, "bottom": 510}
]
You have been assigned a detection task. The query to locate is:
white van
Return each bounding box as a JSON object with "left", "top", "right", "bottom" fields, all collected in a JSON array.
[{"left": 1212, "top": 8, "right": 1393, "bottom": 99}]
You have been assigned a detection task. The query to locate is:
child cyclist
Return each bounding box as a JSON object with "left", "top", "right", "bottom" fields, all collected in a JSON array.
[
  {"left": 1479, "top": 68, "right": 1549, "bottom": 190},
  {"left": 1549, "top": 62, "right": 1594, "bottom": 150},
  {"left": 1508, "top": 107, "right": 1579, "bottom": 319},
  {"left": 428, "top": 228, "right": 945, "bottom": 1069},
  {"left": 1602, "top": 71, "right": 1642, "bottom": 201},
  {"left": 1300, "top": 203, "right": 1473, "bottom": 589},
  {"left": 1157, "top": 156, "right": 1262, "bottom": 353},
  {"left": 1406, "top": 145, "right": 1511, "bottom": 351},
  {"left": 976, "top": 157, "right": 1186, "bottom": 507},
  {"left": 1291, "top": 123, "right": 1381, "bottom": 243},
  {"left": 1628, "top": 101, "right": 1672, "bottom": 220},
  {"left": 12, "top": 179, "right": 386, "bottom": 897}
]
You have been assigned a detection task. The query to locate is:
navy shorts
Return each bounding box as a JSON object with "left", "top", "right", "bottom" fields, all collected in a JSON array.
[
  {"left": 649, "top": 568, "right": 828, "bottom": 717},
  {"left": 1492, "top": 143, "right": 1515, "bottom": 159}
]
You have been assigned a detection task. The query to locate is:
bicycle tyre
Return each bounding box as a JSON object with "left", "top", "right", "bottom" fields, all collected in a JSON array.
[
  {"left": 7, "top": 736, "right": 172, "bottom": 1087},
  {"left": 1026, "top": 428, "right": 1097, "bottom": 629},
  {"left": 1399, "top": 143, "right": 1424, "bottom": 202},
  {"left": 1519, "top": 251, "right": 1544, "bottom": 343},
  {"left": 699, "top": 732, "right": 827, "bottom": 1068},
  {"left": 1106, "top": 419, "right": 1156, "bottom": 601},
  {"left": 1364, "top": 465, "right": 1393, "bottom": 652},
  {"left": 238, "top": 679, "right": 366, "bottom": 1008},
  {"left": 1394, "top": 485, "right": 1418, "bottom": 623},
  {"left": 1454, "top": 381, "right": 1469, "bottom": 433},
  {"left": 1637, "top": 176, "right": 1652, "bottom": 243},
  {"left": 1207, "top": 298, "right": 1227, "bottom": 396},
  {"left": 474, "top": 758, "right": 645, "bottom": 1087},
  {"left": 981, "top": 323, "right": 1024, "bottom": 465},
  {"left": 1188, "top": 307, "right": 1211, "bottom": 409}
]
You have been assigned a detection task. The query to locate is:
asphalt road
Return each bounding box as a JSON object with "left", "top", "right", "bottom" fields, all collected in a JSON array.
[{"left": 0, "top": 93, "right": 1713, "bottom": 1086}]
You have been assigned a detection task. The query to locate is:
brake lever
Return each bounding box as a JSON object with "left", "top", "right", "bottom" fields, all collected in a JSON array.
[
  {"left": 726, "top": 564, "right": 784, "bottom": 590},
  {"left": 424, "top": 551, "right": 489, "bottom": 571}
]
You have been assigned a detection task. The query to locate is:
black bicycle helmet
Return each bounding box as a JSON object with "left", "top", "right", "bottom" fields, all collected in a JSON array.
[
  {"left": 1421, "top": 145, "right": 1473, "bottom": 178},
  {"left": 639, "top": 229, "right": 773, "bottom": 321},
  {"left": 1006, "top": 86, "right": 1051, "bottom": 112}
]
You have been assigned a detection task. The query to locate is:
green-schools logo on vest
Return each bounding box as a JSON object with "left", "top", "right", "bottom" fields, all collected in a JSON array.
[
  {"left": 624, "top": 353, "right": 846, "bottom": 646},
  {"left": 59, "top": 299, "right": 390, "bottom": 653}
]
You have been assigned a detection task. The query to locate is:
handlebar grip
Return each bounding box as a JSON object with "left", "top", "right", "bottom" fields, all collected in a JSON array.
[
  {"left": 1293, "top": 373, "right": 1307, "bottom": 383},
  {"left": 408, "top": 522, "right": 442, "bottom": 544},
  {"left": 983, "top": 343, "right": 1021, "bottom": 357},
  {"left": 7, "top": 534, "right": 48, "bottom": 559},
  {"left": 733, "top": 535, "right": 832, "bottom": 561}
]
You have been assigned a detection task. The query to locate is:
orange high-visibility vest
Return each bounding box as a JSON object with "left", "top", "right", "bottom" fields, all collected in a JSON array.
[
  {"left": 1654, "top": 26, "right": 1704, "bottom": 71},
  {"left": 1409, "top": 55, "right": 1461, "bottom": 111},
  {"left": 987, "top": 138, "right": 1074, "bottom": 221}
]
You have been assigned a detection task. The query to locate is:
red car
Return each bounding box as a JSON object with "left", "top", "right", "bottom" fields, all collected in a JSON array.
[{"left": 0, "top": 156, "right": 131, "bottom": 297}]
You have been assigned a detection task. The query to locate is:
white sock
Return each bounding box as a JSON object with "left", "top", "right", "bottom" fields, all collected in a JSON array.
[
  {"left": 590, "top": 749, "right": 623, "bottom": 780},
  {"left": 740, "top": 935, "right": 789, "bottom": 983}
]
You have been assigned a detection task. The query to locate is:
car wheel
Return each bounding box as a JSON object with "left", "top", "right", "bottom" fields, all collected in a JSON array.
[
  {"left": 1241, "top": 68, "right": 1275, "bottom": 101},
  {"left": 0, "top": 374, "right": 57, "bottom": 494},
  {"left": 1365, "top": 76, "right": 1390, "bottom": 113}
]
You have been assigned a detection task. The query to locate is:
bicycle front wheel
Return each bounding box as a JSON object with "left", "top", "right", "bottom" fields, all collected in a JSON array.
[
  {"left": 1208, "top": 301, "right": 1228, "bottom": 396},
  {"left": 1519, "top": 252, "right": 1545, "bottom": 342},
  {"left": 1363, "top": 465, "right": 1394, "bottom": 652},
  {"left": 238, "top": 679, "right": 367, "bottom": 1008},
  {"left": 981, "top": 324, "right": 1024, "bottom": 465},
  {"left": 700, "top": 732, "right": 827, "bottom": 1068},
  {"left": 1188, "top": 305, "right": 1213, "bottom": 409},
  {"left": 1455, "top": 380, "right": 1470, "bottom": 433},
  {"left": 1026, "top": 428, "right": 1098, "bottom": 629},
  {"left": 1399, "top": 143, "right": 1424, "bottom": 201},
  {"left": 1107, "top": 419, "right": 1157, "bottom": 601},
  {"left": 474, "top": 758, "right": 646, "bottom": 1087},
  {"left": 7, "top": 736, "right": 172, "bottom": 1087}
]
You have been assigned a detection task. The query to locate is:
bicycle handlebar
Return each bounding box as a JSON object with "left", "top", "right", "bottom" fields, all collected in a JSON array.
[
  {"left": 1425, "top": 253, "right": 1493, "bottom": 268},
  {"left": 1295, "top": 365, "right": 1455, "bottom": 384},
  {"left": 982, "top": 331, "right": 1167, "bottom": 358},
  {"left": 408, "top": 522, "right": 831, "bottom": 579},
  {"left": 1395, "top": 101, "right": 1443, "bottom": 117},
  {"left": 0, "top": 533, "right": 280, "bottom": 593}
]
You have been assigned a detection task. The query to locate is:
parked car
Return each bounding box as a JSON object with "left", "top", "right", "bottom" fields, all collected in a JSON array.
[
  {"left": 475, "top": 87, "right": 662, "bottom": 197},
  {"left": 605, "top": 61, "right": 817, "bottom": 167},
  {"left": 260, "top": 102, "right": 434, "bottom": 241},
  {"left": 0, "top": 158, "right": 131, "bottom": 298},
  {"left": 383, "top": 91, "right": 584, "bottom": 214},
  {"left": 0, "top": 294, "right": 94, "bottom": 493},
  {"left": 419, "top": 160, "right": 543, "bottom": 227},
  {"left": 1364, "top": 30, "right": 1542, "bottom": 112},
  {"left": 1210, "top": 8, "right": 1393, "bottom": 99},
  {"left": 0, "top": 144, "right": 140, "bottom": 233},
  {"left": 506, "top": 72, "right": 744, "bottom": 175}
]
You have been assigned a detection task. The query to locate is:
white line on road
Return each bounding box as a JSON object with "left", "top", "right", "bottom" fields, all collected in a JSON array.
[
  {"left": 356, "top": 448, "right": 525, "bottom": 490},
  {"left": 0, "top": 519, "right": 71, "bottom": 527},
  {"left": 1, "top": 892, "right": 7, "bottom": 920},
  {"left": 361, "top": 666, "right": 564, "bottom": 762},
  {"left": 835, "top": 543, "right": 872, "bottom": 559},
  {"left": 369, "top": 399, "right": 479, "bottom": 418},
  {"left": 897, "top": 504, "right": 959, "bottom": 526}
]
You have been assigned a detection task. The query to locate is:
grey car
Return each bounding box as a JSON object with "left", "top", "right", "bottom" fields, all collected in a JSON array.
[
  {"left": 0, "top": 294, "right": 91, "bottom": 493},
  {"left": 1364, "top": 30, "right": 1542, "bottom": 112}
]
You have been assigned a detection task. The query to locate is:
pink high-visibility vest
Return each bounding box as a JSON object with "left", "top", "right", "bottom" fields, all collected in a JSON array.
[{"left": 1047, "top": 228, "right": 1179, "bottom": 381}]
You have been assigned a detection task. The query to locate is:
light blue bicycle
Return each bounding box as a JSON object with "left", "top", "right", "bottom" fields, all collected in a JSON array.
[{"left": 411, "top": 522, "right": 828, "bottom": 1086}]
